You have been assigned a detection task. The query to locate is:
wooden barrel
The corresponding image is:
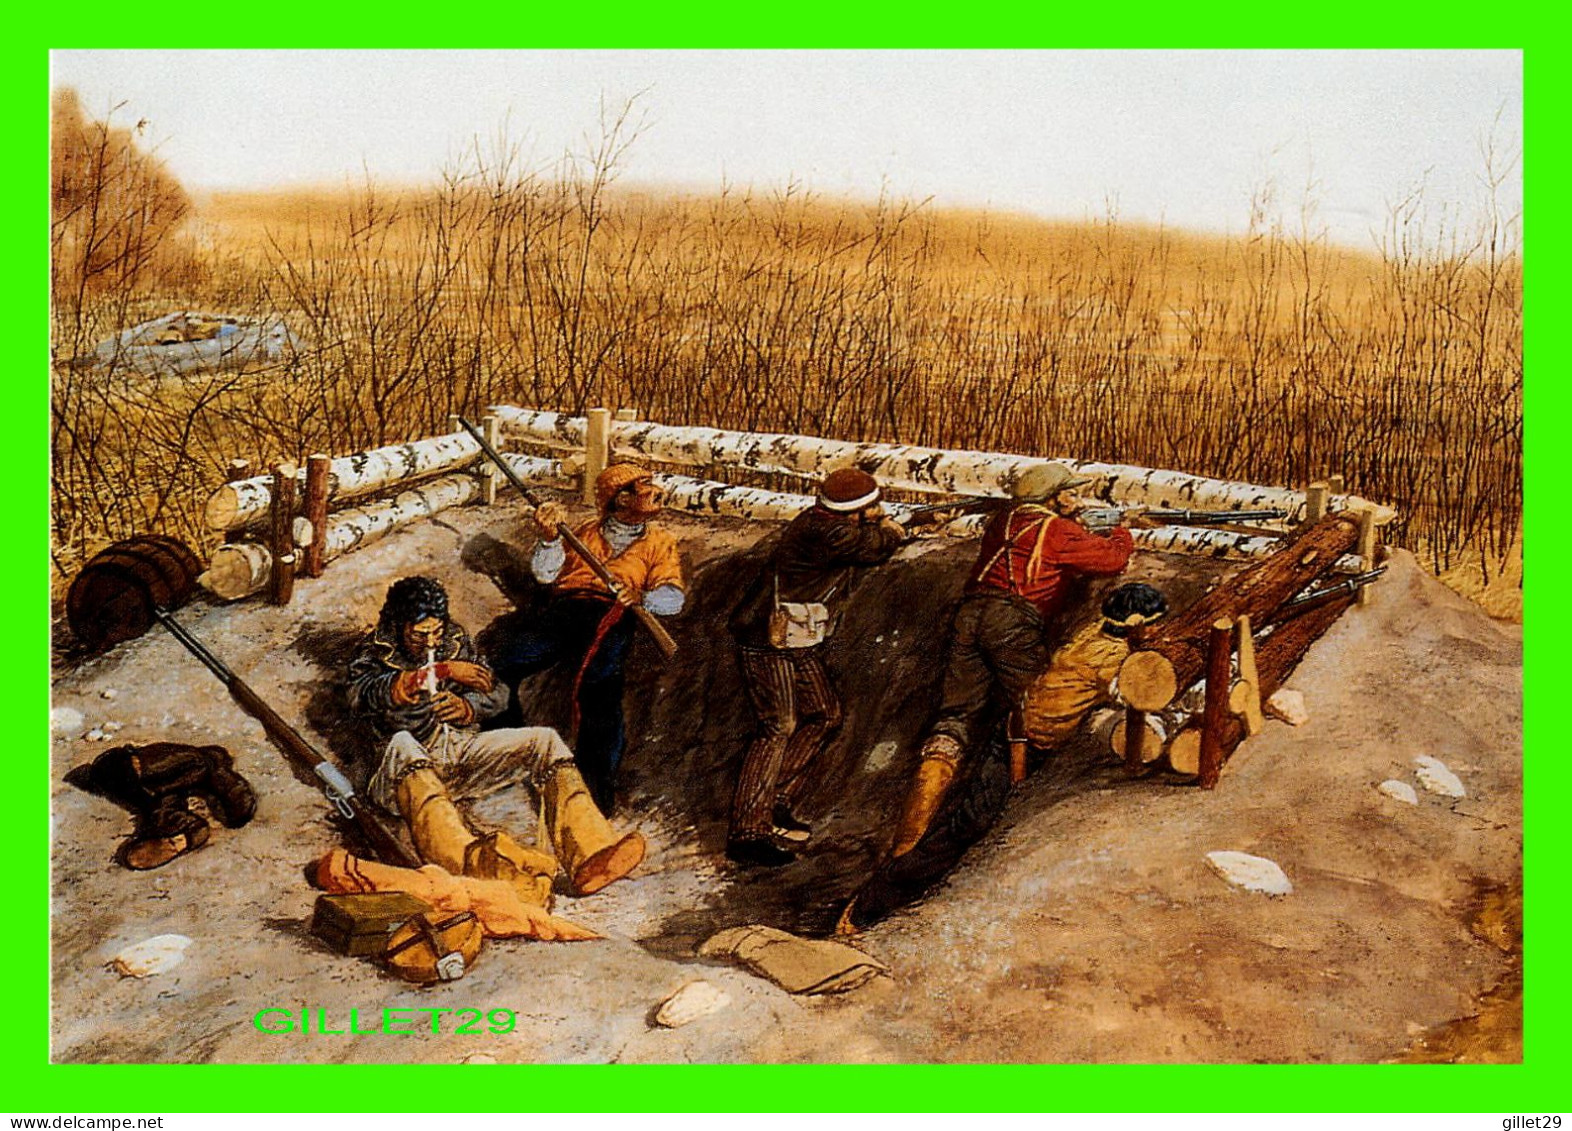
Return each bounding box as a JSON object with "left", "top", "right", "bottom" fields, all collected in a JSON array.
[{"left": 66, "top": 535, "right": 202, "bottom": 652}]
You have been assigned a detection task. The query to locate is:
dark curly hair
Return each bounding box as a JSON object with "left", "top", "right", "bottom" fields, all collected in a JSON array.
[
  {"left": 377, "top": 576, "right": 450, "bottom": 635},
  {"left": 1101, "top": 582, "right": 1168, "bottom": 637}
]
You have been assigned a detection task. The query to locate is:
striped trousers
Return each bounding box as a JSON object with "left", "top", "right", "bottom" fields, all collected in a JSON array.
[{"left": 729, "top": 646, "right": 843, "bottom": 840}]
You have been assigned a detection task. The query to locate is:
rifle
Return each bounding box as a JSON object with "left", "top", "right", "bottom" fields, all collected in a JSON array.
[
  {"left": 1080, "top": 506, "right": 1288, "bottom": 531},
  {"left": 1281, "top": 566, "right": 1387, "bottom": 610},
  {"left": 456, "top": 416, "right": 680, "bottom": 659},
  {"left": 151, "top": 606, "right": 421, "bottom": 868},
  {"left": 897, "top": 496, "right": 1008, "bottom": 528}
]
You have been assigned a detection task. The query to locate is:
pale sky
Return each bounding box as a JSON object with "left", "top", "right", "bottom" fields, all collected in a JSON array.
[{"left": 50, "top": 50, "right": 1522, "bottom": 251}]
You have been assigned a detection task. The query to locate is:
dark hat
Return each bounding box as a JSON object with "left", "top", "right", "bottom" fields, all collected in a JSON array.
[{"left": 819, "top": 468, "right": 881, "bottom": 512}]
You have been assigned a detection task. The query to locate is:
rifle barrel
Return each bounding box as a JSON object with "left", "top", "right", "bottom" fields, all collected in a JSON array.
[{"left": 152, "top": 606, "right": 420, "bottom": 868}]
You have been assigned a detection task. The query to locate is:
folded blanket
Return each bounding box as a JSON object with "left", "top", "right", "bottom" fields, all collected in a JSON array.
[
  {"left": 315, "top": 848, "right": 601, "bottom": 942},
  {"left": 698, "top": 924, "right": 889, "bottom": 994}
]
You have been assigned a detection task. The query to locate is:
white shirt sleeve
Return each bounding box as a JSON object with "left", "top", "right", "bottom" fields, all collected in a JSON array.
[{"left": 531, "top": 539, "right": 565, "bottom": 583}]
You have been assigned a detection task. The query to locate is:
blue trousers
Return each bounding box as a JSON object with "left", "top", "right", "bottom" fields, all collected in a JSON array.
[{"left": 487, "top": 595, "right": 636, "bottom": 813}]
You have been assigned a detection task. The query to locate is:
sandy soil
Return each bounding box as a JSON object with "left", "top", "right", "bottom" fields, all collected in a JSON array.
[{"left": 49, "top": 493, "right": 1522, "bottom": 1064}]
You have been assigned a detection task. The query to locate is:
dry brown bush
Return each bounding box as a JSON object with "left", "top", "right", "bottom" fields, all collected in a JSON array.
[{"left": 50, "top": 107, "right": 1522, "bottom": 617}]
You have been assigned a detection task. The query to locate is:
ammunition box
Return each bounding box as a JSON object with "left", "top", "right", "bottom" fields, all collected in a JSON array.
[{"left": 309, "top": 891, "right": 433, "bottom": 957}]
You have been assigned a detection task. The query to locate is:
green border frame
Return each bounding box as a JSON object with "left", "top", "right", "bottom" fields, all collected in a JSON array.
[{"left": 23, "top": 20, "right": 1550, "bottom": 1114}]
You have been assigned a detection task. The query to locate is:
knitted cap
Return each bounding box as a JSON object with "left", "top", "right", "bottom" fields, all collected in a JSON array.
[
  {"left": 1011, "top": 462, "right": 1093, "bottom": 502},
  {"left": 595, "top": 463, "right": 653, "bottom": 513},
  {"left": 819, "top": 468, "right": 881, "bottom": 512}
]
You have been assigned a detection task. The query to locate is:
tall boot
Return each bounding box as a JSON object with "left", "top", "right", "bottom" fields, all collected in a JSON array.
[
  {"left": 396, "top": 767, "right": 559, "bottom": 908},
  {"left": 463, "top": 830, "right": 557, "bottom": 910},
  {"left": 891, "top": 735, "right": 961, "bottom": 857},
  {"left": 538, "top": 762, "right": 646, "bottom": 896},
  {"left": 395, "top": 767, "right": 478, "bottom": 874}
]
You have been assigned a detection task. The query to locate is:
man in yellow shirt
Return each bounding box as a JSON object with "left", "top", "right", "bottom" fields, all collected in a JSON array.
[{"left": 489, "top": 464, "right": 685, "bottom": 815}]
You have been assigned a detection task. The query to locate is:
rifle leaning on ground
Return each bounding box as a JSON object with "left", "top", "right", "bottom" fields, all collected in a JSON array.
[
  {"left": 456, "top": 416, "right": 680, "bottom": 660},
  {"left": 151, "top": 606, "right": 421, "bottom": 868}
]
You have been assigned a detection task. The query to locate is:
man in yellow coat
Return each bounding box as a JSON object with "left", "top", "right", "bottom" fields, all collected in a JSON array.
[{"left": 490, "top": 463, "right": 685, "bottom": 815}]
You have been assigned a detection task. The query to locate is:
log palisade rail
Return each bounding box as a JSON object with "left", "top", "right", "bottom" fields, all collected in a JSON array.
[{"left": 200, "top": 405, "right": 1395, "bottom": 787}]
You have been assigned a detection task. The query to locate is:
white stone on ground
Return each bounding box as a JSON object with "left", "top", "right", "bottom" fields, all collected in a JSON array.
[
  {"left": 51, "top": 707, "right": 84, "bottom": 735},
  {"left": 100, "top": 688, "right": 118, "bottom": 700},
  {"left": 1265, "top": 689, "right": 1309, "bottom": 726},
  {"left": 1413, "top": 755, "right": 1466, "bottom": 798},
  {"left": 1205, "top": 851, "right": 1293, "bottom": 896},
  {"left": 654, "top": 980, "right": 732, "bottom": 1028},
  {"left": 1378, "top": 779, "right": 1419, "bottom": 805},
  {"left": 110, "top": 935, "right": 192, "bottom": 978}
]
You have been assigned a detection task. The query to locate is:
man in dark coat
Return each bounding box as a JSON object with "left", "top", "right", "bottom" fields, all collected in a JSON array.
[
  {"left": 348, "top": 576, "right": 645, "bottom": 902},
  {"left": 724, "top": 468, "right": 908, "bottom": 866}
]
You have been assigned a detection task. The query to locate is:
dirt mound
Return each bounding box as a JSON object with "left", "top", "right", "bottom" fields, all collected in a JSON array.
[{"left": 48, "top": 494, "right": 1521, "bottom": 1063}]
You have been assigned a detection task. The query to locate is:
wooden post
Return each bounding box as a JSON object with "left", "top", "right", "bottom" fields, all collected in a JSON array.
[
  {"left": 303, "top": 454, "right": 331, "bottom": 578},
  {"left": 1328, "top": 474, "right": 1345, "bottom": 495},
  {"left": 583, "top": 407, "right": 611, "bottom": 505},
  {"left": 614, "top": 407, "right": 639, "bottom": 423},
  {"left": 1356, "top": 507, "right": 1379, "bottom": 607},
  {"left": 479, "top": 414, "right": 501, "bottom": 506},
  {"left": 1306, "top": 481, "right": 1330, "bottom": 524},
  {"left": 224, "top": 459, "right": 251, "bottom": 544},
  {"left": 1197, "top": 617, "right": 1234, "bottom": 789},
  {"left": 446, "top": 414, "right": 462, "bottom": 434},
  {"left": 1008, "top": 711, "right": 1027, "bottom": 785},
  {"left": 1123, "top": 623, "right": 1149, "bottom": 776},
  {"left": 1232, "top": 613, "right": 1265, "bottom": 736},
  {"left": 268, "top": 462, "right": 298, "bottom": 606}
]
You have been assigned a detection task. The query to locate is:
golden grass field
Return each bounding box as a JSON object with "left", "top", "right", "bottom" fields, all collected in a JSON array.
[{"left": 51, "top": 97, "right": 1522, "bottom": 619}]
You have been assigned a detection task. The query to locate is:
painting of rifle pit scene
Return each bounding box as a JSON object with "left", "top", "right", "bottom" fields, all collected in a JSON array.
[{"left": 48, "top": 50, "right": 1521, "bottom": 1065}]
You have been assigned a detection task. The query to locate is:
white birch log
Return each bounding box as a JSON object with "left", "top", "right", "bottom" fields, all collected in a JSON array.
[
  {"left": 204, "top": 432, "right": 489, "bottom": 533},
  {"left": 490, "top": 406, "right": 1394, "bottom": 525},
  {"left": 203, "top": 456, "right": 568, "bottom": 599},
  {"left": 651, "top": 474, "right": 1342, "bottom": 563}
]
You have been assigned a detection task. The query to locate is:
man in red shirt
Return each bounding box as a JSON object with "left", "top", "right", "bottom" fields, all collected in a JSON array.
[{"left": 890, "top": 462, "right": 1142, "bottom": 855}]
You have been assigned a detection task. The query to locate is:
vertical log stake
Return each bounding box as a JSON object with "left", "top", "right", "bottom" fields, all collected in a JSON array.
[
  {"left": 584, "top": 407, "right": 611, "bottom": 505},
  {"left": 269, "top": 462, "right": 298, "bottom": 606},
  {"left": 224, "top": 459, "right": 252, "bottom": 545},
  {"left": 303, "top": 454, "right": 330, "bottom": 578},
  {"left": 1198, "top": 617, "right": 1234, "bottom": 789},
  {"left": 1123, "top": 624, "right": 1149, "bottom": 776},
  {"left": 1306, "top": 481, "right": 1330, "bottom": 524},
  {"left": 615, "top": 407, "right": 639, "bottom": 422},
  {"left": 1356, "top": 507, "right": 1379, "bottom": 607},
  {"left": 479, "top": 414, "right": 501, "bottom": 506}
]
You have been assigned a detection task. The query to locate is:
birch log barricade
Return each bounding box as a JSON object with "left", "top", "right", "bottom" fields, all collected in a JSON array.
[
  {"left": 1166, "top": 595, "right": 1356, "bottom": 780},
  {"left": 489, "top": 405, "right": 1397, "bottom": 525},
  {"left": 653, "top": 475, "right": 1324, "bottom": 562},
  {"left": 1116, "top": 513, "right": 1363, "bottom": 713},
  {"left": 204, "top": 456, "right": 567, "bottom": 600},
  {"left": 203, "top": 432, "right": 487, "bottom": 534}
]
